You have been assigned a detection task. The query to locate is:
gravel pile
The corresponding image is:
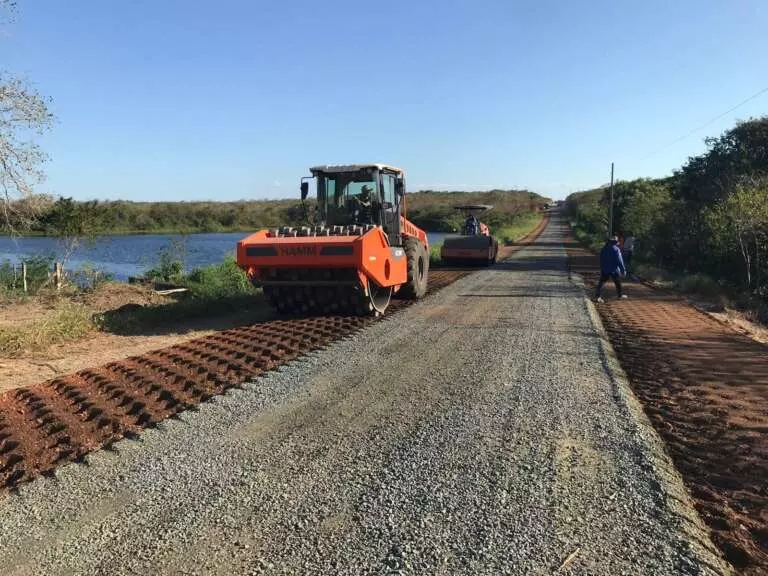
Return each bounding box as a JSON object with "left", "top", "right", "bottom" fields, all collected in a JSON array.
[{"left": 0, "top": 214, "right": 727, "bottom": 575}]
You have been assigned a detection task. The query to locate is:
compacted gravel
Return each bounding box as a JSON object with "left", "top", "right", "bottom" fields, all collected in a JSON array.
[{"left": 0, "top": 214, "right": 728, "bottom": 575}]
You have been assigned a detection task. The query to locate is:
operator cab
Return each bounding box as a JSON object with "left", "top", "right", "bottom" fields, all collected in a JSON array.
[
  {"left": 454, "top": 204, "right": 493, "bottom": 237},
  {"left": 463, "top": 213, "right": 480, "bottom": 235},
  {"left": 301, "top": 164, "right": 405, "bottom": 246}
]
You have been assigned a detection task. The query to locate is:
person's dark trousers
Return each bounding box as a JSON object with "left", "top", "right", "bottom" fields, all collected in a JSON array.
[
  {"left": 596, "top": 273, "right": 623, "bottom": 298},
  {"left": 624, "top": 251, "right": 633, "bottom": 275}
]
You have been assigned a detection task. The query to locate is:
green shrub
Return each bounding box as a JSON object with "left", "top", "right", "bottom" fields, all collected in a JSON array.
[
  {"left": 495, "top": 212, "right": 543, "bottom": 245},
  {"left": 675, "top": 273, "right": 722, "bottom": 299},
  {"left": 429, "top": 243, "right": 443, "bottom": 266},
  {"left": 632, "top": 263, "right": 667, "bottom": 285},
  {"left": 182, "top": 255, "right": 258, "bottom": 299},
  {"left": 0, "top": 255, "right": 55, "bottom": 296},
  {"left": 69, "top": 263, "right": 114, "bottom": 292},
  {"left": 0, "top": 260, "right": 16, "bottom": 292},
  {"left": 144, "top": 238, "right": 186, "bottom": 283},
  {"left": 95, "top": 255, "right": 262, "bottom": 335},
  {"left": 23, "top": 255, "right": 55, "bottom": 294}
]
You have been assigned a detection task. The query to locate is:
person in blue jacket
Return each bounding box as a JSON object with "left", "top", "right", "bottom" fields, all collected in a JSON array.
[
  {"left": 596, "top": 235, "right": 628, "bottom": 302},
  {"left": 464, "top": 213, "right": 480, "bottom": 235}
]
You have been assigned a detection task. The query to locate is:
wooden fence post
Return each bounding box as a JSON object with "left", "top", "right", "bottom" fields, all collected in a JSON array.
[
  {"left": 55, "top": 262, "right": 63, "bottom": 290},
  {"left": 21, "top": 262, "right": 27, "bottom": 293}
]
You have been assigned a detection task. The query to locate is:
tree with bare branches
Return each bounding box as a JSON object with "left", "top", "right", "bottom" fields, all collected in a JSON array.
[
  {"left": 1, "top": 0, "right": 55, "bottom": 231},
  {"left": 706, "top": 180, "right": 768, "bottom": 290},
  {"left": 0, "top": 0, "right": 17, "bottom": 25}
]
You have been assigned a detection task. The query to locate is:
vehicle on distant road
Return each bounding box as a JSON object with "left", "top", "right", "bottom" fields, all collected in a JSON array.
[{"left": 440, "top": 204, "right": 499, "bottom": 266}]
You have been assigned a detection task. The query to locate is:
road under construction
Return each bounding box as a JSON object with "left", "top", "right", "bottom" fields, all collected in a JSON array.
[{"left": 0, "top": 211, "right": 752, "bottom": 575}]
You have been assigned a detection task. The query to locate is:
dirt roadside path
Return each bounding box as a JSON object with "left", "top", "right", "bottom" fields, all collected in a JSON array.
[{"left": 566, "top": 229, "right": 768, "bottom": 574}]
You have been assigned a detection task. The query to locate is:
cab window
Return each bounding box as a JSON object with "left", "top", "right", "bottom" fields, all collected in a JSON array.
[{"left": 380, "top": 174, "right": 396, "bottom": 208}]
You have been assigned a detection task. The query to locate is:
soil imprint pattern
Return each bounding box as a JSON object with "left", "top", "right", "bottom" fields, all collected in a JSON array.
[
  {"left": 0, "top": 276, "right": 459, "bottom": 491},
  {"left": 567, "top": 236, "right": 768, "bottom": 575}
]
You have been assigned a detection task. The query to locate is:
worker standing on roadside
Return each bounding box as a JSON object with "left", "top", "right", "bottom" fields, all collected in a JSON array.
[
  {"left": 623, "top": 233, "right": 635, "bottom": 276},
  {"left": 595, "top": 235, "right": 627, "bottom": 303}
]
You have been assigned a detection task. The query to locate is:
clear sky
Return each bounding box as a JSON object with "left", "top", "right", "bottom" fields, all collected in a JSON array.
[{"left": 3, "top": 0, "right": 767, "bottom": 201}]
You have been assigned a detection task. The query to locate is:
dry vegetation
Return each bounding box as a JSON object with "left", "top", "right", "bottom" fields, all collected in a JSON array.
[
  {"left": 3, "top": 190, "right": 549, "bottom": 236},
  {"left": 0, "top": 301, "right": 91, "bottom": 357}
]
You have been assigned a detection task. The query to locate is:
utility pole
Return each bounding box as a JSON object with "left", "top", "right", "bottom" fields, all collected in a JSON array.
[{"left": 608, "top": 162, "right": 615, "bottom": 237}]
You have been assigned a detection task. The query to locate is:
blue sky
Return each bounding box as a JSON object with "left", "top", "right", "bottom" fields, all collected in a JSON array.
[{"left": 4, "top": 0, "right": 767, "bottom": 201}]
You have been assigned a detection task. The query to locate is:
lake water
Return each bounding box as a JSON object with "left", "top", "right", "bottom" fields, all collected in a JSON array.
[{"left": 0, "top": 232, "right": 450, "bottom": 281}]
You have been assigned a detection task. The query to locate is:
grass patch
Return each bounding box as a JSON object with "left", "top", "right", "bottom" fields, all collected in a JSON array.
[
  {"left": 634, "top": 263, "right": 724, "bottom": 298},
  {"left": 94, "top": 255, "right": 264, "bottom": 335},
  {"left": 571, "top": 223, "right": 605, "bottom": 253},
  {"left": 94, "top": 293, "right": 266, "bottom": 335},
  {"left": 429, "top": 243, "right": 443, "bottom": 266},
  {"left": 0, "top": 302, "right": 92, "bottom": 357},
  {"left": 494, "top": 212, "right": 543, "bottom": 245}
]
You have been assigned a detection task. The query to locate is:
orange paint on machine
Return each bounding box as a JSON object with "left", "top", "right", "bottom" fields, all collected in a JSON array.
[
  {"left": 440, "top": 205, "right": 499, "bottom": 266},
  {"left": 236, "top": 164, "right": 429, "bottom": 316}
]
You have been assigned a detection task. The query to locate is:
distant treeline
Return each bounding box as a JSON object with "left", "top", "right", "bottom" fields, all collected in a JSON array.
[
  {"left": 3, "top": 189, "right": 549, "bottom": 236},
  {"left": 406, "top": 189, "right": 547, "bottom": 231},
  {"left": 567, "top": 116, "right": 768, "bottom": 303}
]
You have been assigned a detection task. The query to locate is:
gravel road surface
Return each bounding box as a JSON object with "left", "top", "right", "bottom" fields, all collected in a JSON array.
[{"left": 0, "top": 214, "right": 729, "bottom": 575}]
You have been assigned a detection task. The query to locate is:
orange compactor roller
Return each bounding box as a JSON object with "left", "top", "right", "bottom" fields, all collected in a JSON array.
[
  {"left": 440, "top": 205, "right": 499, "bottom": 266},
  {"left": 236, "top": 164, "right": 430, "bottom": 316}
]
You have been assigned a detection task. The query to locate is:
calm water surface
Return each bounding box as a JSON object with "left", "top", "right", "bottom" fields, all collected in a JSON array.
[{"left": 0, "top": 232, "right": 449, "bottom": 281}]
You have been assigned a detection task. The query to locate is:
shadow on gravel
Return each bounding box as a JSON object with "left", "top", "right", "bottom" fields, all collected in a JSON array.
[
  {"left": 457, "top": 286, "right": 581, "bottom": 299},
  {"left": 495, "top": 255, "right": 568, "bottom": 273},
  {"left": 507, "top": 241, "right": 565, "bottom": 249}
]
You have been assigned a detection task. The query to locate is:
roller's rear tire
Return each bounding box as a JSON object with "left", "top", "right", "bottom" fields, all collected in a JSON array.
[{"left": 400, "top": 237, "right": 429, "bottom": 299}]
